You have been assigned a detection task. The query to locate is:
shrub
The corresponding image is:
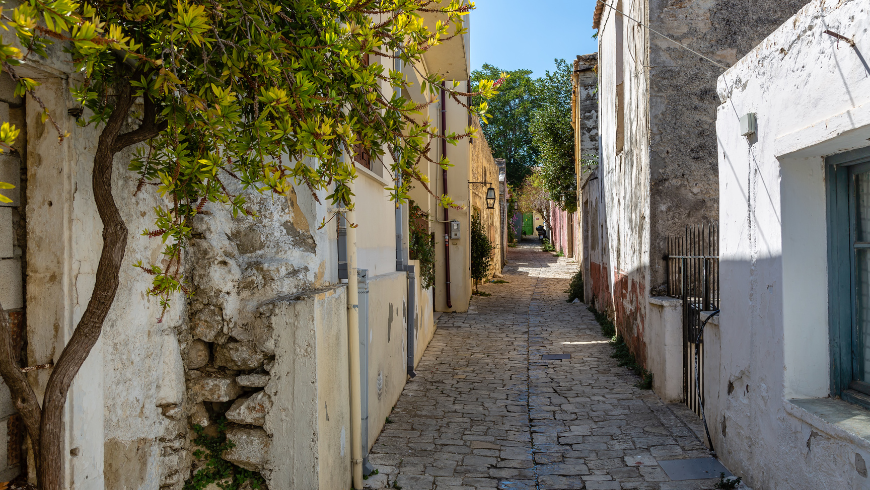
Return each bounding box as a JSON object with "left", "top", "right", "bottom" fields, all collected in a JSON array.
[
  {"left": 470, "top": 213, "right": 494, "bottom": 291},
  {"left": 409, "top": 201, "right": 436, "bottom": 289},
  {"left": 566, "top": 270, "right": 584, "bottom": 303}
]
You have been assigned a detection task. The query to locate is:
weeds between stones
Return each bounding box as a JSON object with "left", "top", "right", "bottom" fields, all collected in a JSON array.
[
  {"left": 587, "top": 306, "right": 653, "bottom": 390},
  {"left": 715, "top": 473, "right": 742, "bottom": 489}
]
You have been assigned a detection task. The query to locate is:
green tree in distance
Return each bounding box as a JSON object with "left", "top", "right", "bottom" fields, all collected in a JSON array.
[
  {"left": 530, "top": 59, "right": 577, "bottom": 212},
  {"left": 471, "top": 64, "right": 537, "bottom": 187},
  {"left": 0, "top": 1, "right": 496, "bottom": 488}
]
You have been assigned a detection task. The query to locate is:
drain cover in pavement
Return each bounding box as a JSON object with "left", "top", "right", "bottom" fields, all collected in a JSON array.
[
  {"left": 542, "top": 354, "right": 571, "bottom": 360},
  {"left": 658, "top": 458, "right": 732, "bottom": 481}
]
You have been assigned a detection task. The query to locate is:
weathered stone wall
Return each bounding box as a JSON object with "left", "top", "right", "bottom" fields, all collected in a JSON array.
[
  {"left": 594, "top": 0, "right": 806, "bottom": 365},
  {"left": 596, "top": 0, "right": 651, "bottom": 361},
  {"left": 180, "top": 174, "right": 339, "bottom": 488},
  {"left": 470, "top": 115, "right": 502, "bottom": 280},
  {"left": 574, "top": 54, "right": 604, "bottom": 307},
  {"left": 646, "top": 0, "right": 807, "bottom": 291}
]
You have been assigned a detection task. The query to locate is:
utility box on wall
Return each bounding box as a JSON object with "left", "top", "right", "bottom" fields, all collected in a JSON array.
[{"left": 449, "top": 220, "right": 461, "bottom": 240}]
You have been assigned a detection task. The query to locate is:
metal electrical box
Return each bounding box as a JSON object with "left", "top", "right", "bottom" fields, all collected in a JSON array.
[
  {"left": 740, "top": 113, "right": 757, "bottom": 137},
  {"left": 449, "top": 220, "right": 461, "bottom": 239}
]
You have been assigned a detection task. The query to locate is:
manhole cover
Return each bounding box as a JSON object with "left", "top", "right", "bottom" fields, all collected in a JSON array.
[
  {"left": 542, "top": 354, "right": 571, "bottom": 360},
  {"left": 659, "top": 458, "right": 732, "bottom": 481}
]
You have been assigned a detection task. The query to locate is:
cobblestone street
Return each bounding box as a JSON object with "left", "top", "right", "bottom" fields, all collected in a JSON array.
[{"left": 365, "top": 241, "right": 720, "bottom": 490}]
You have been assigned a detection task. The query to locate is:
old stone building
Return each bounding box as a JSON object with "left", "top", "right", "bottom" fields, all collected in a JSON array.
[
  {"left": 590, "top": 0, "right": 805, "bottom": 399},
  {"left": 572, "top": 53, "right": 601, "bottom": 305}
]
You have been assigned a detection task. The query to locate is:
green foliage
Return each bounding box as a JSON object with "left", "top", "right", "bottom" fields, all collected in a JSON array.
[
  {"left": 0, "top": 0, "right": 497, "bottom": 315},
  {"left": 610, "top": 336, "right": 653, "bottom": 390},
  {"left": 363, "top": 469, "right": 379, "bottom": 480},
  {"left": 472, "top": 290, "right": 491, "bottom": 297},
  {"left": 408, "top": 201, "right": 435, "bottom": 289},
  {"left": 490, "top": 279, "right": 509, "bottom": 284},
  {"left": 541, "top": 240, "right": 555, "bottom": 253},
  {"left": 470, "top": 213, "right": 493, "bottom": 291},
  {"left": 715, "top": 473, "right": 743, "bottom": 489},
  {"left": 588, "top": 305, "right": 615, "bottom": 338},
  {"left": 565, "top": 270, "right": 584, "bottom": 303},
  {"left": 184, "top": 420, "right": 264, "bottom": 490},
  {"left": 530, "top": 59, "right": 576, "bottom": 213},
  {"left": 471, "top": 64, "right": 537, "bottom": 187}
]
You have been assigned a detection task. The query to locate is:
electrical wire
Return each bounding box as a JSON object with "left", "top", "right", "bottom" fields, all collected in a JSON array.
[{"left": 597, "top": 1, "right": 729, "bottom": 69}]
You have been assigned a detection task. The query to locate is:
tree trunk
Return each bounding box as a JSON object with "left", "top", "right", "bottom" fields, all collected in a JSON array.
[{"left": 36, "top": 79, "right": 134, "bottom": 490}]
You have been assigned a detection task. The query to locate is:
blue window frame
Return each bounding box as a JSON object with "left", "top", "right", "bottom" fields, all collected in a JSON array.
[{"left": 827, "top": 146, "right": 870, "bottom": 408}]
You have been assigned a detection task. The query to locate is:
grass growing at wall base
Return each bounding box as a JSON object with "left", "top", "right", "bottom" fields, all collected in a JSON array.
[
  {"left": 587, "top": 306, "right": 653, "bottom": 390},
  {"left": 565, "top": 270, "right": 584, "bottom": 303}
]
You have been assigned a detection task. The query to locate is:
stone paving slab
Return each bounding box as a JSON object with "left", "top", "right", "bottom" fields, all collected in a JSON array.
[{"left": 365, "top": 242, "right": 719, "bottom": 490}]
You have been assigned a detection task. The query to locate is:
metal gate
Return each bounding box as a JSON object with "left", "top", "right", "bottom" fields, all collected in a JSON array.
[{"left": 666, "top": 225, "right": 719, "bottom": 417}]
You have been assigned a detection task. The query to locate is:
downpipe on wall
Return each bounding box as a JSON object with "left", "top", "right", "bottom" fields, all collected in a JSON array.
[
  {"left": 346, "top": 185, "right": 364, "bottom": 489},
  {"left": 441, "top": 82, "right": 452, "bottom": 309},
  {"left": 357, "top": 269, "right": 376, "bottom": 476}
]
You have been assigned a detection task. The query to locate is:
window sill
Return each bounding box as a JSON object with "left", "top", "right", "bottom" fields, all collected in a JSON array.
[
  {"left": 356, "top": 161, "right": 393, "bottom": 188},
  {"left": 785, "top": 397, "right": 870, "bottom": 450}
]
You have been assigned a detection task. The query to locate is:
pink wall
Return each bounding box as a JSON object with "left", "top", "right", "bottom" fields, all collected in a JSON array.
[{"left": 548, "top": 202, "right": 578, "bottom": 258}]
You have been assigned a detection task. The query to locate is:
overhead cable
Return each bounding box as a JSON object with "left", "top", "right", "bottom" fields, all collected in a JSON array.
[{"left": 597, "top": 1, "right": 729, "bottom": 69}]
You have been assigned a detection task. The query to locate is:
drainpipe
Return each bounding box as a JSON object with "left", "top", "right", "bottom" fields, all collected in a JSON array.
[
  {"left": 396, "top": 170, "right": 418, "bottom": 376},
  {"left": 346, "top": 185, "right": 363, "bottom": 490},
  {"left": 357, "top": 269, "right": 375, "bottom": 476},
  {"left": 441, "top": 82, "right": 452, "bottom": 309}
]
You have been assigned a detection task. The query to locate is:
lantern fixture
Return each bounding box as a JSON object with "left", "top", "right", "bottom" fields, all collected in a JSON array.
[
  {"left": 485, "top": 186, "right": 496, "bottom": 210},
  {"left": 468, "top": 180, "right": 497, "bottom": 211}
]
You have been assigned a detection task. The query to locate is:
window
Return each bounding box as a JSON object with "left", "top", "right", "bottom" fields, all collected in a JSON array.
[{"left": 827, "top": 146, "right": 870, "bottom": 408}]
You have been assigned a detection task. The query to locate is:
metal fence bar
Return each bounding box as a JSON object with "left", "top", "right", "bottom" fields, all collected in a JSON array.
[{"left": 666, "top": 224, "right": 719, "bottom": 417}]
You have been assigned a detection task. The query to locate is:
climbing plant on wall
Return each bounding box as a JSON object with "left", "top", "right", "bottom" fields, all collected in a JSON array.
[
  {"left": 0, "top": 1, "right": 497, "bottom": 488},
  {"left": 408, "top": 201, "right": 435, "bottom": 290},
  {"left": 470, "top": 212, "right": 493, "bottom": 292}
]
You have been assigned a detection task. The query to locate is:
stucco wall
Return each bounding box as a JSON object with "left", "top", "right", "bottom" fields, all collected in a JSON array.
[
  {"left": 364, "top": 271, "right": 408, "bottom": 452},
  {"left": 714, "top": 0, "right": 870, "bottom": 486},
  {"left": 596, "top": 0, "right": 651, "bottom": 360},
  {"left": 266, "top": 286, "right": 350, "bottom": 490}
]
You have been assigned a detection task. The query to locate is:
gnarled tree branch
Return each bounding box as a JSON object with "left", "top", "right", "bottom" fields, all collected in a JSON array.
[
  {"left": 38, "top": 74, "right": 137, "bottom": 490},
  {"left": 0, "top": 303, "right": 41, "bottom": 474}
]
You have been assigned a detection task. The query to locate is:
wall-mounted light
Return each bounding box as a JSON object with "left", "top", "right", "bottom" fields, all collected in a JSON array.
[
  {"left": 469, "top": 180, "right": 497, "bottom": 210},
  {"left": 485, "top": 186, "right": 496, "bottom": 210}
]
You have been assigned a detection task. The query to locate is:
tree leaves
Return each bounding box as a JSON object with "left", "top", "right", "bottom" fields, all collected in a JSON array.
[{"left": 0, "top": 0, "right": 497, "bottom": 314}]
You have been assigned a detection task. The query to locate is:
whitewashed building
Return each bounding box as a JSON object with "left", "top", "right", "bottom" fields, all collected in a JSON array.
[{"left": 713, "top": 0, "right": 870, "bottom": 486}]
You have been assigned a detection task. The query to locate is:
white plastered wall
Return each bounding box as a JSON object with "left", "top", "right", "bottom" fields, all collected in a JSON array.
[{"left": 714, "top": 0, "right": 870, "bottom": 487}]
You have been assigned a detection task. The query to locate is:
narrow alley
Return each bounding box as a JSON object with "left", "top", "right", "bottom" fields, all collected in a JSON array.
[{"left": 364, "top": 242, "right": 718, "bottom": 490}]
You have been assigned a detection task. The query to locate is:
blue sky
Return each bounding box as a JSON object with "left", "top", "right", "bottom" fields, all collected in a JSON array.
[{"left": 469, "top": 0, "right": 599, "bottom": 78}]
